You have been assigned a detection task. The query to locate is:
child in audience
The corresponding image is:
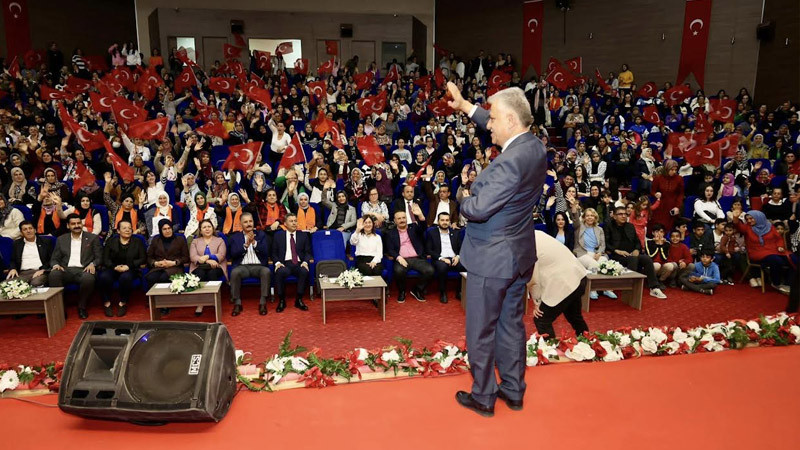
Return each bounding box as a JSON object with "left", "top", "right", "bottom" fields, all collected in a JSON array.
[
  {"left": 718, "top": 222, "right": 746, "bottom": 285},
  {"left": 689, "top": 221, "right": 714, "bottom": 262},
  {"left": 679, "top": 250, "right": 721, "bottom": 295},
  {"left": 666, "top": 229, "right": 694, "bottom": 287}
]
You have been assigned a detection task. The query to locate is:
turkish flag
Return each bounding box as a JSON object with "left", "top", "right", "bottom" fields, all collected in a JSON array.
[
  {"left": 127, "top": 117, "right": 169, "bottom": 141},
  {"left": 294, "top": 58, "right": 309, "bottom": 75},
  {"left": 434, "top": 67, "right": 445, "bottom": 89},
  {"left": 546, "top": 58, "right": 561, "bottom": 74},
  {"left": 175, "top": 47, "right": 198, "bottom": 67},
  {"left": 594, "top": 68, "right": 612, "bottom": 93},
  {"left": 244, "top": 84, "right": 272, "bottom": 109},
  {"left": 65, "top": 77, "right": 92, "bottom": 94},
  {"left": 522, "top": 0, "right": 544, "bottom": 75},
  {"left": 325, "top": 40, "right": 338, "bottom": 56},
  {"left": 708, "top": 99, "right": 737, "bottom": 123},
  {"left": 233, "top": 33, "right": 246, "bottom": 47},
  {"left": 356, "top": 135, "right": 385, "bottom": 166},
  {"left": 313, "top": 117, "right": 336, "bottom": 135},
  {"left": 685, "top": 140, "right": 721, "bottom": 167},
  {"left": 72, "top": 159, "right": 96, "bottom": 194},
  {"left": 546, "top": 64, "right": 574, "bottom": 91},
  {"left": 356, "top": 91, "right": 387, "bottom": 119},
  {"left": 23, "top": 49, "right": 44, "bottom": 69},
  {"left": 717, "top": 134, "right": 740, "bottom": 157},
  {"left": 676, "top": 0, "right": 712, "bottom": 88},
  {"left": 694, "top": 111, "right": 712, "bottom": 134},
  {"left": 254, "top": 51, "right": 272, "bottom": 72},
  {"left": 223, "top": 44, "right": 242, "bottom": 60},
  {"left": 642, "top": 105, "right": 663, "bottom": 126},
  {"left": 103, "top": 140, "right": 135, "bottom": 183},
  {"left": 134, "top": 69, "right": 162, "bottom": 101},
  {"left": 275, "top": 42, "right": 293, "bottom": 55},
  {"left": 279, "top": 133, "right": 307, "bottom": 170},
  {"left": 229, "top": 60, "right": 245, "bottom": 79},
  {"left": 7, "top": 56, "right": 21, "bottom": 78},
  {"left": 83, "top": 55, "right": 108, "bottom": 72},
  {"left": 280, "top": 70, "right": 289, "bottom": 96},
  {"left": 58, "top": 104, "right": 105, "bottom": 151},
  {"left": 428, "top": 98, "right": 454, "bottom": 117},
  {"left": 39, "top": 85, "right": 70, "bottom": 101},
  {"left": 354, "top": 72, "right": 374, "bottom": 90},
  {"left": 637, "top": 82, "right": 658, "bottom": 99},
  {"left": 100, "top": 73, "right": 124, "bottom": 94},
  {"left": 414, "top": 75, "right": 432, "bottom": 93},
  {"left": 89, "top": 92, "right": 115, "bottom": 113},
  {"left": 433, "top": 43, "right": 449, "bottom": 57},
  {"left": 307, "top": 81, "right": 327, "bottom": 100},
  {"left": 247, "top": 74, "right": 265, "bottom": 90},
  {"left": 222, "top": 142, "right": 263, "bottom": 172},
  {"left": 488, "top": 69, "right": 511, "bottom": 88},
  {"left": 208, "top": 77, "right": 236, "bottom": 94},
  {"left": 565, "top": 56, "right": 582, "bottom": 73},
  {"left": 407, "top": 157, "right": 432, "bottom": 188},
  {"left": 664, "top": 84, "right": 692, "bottom": 106},
  {"left": 111, "top": 67, "right": 135, "bottom": 90},
  {"left": 318, "top": 58, "right": 336, "bottom": 77},
  {"left": 174, "top": 66, "right": 198, "bottom": 93},
  {"left": 667, "top": 131, "right": 708, "bottom": 158},
  {"left": 196, "top": 120, "right": 228, "bottom": 139},
  {"left": 111, "top": 99, "right": 147, "bottom": 128},
  {"left": 2, "top": 0, "right": 32, "bottom": 60},
  {"left": 382, "top": 65, "right": 400, "bottom": 85},
  {"left": 193, "top": 98, "right": 221, "bottom": 122}
]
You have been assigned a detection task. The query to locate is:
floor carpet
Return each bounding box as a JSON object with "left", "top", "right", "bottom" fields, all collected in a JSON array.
[{"left": 0, "top": 281, "right": 789, "bottom": 364}]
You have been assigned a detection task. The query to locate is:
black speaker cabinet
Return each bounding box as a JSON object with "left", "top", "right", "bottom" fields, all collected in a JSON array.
[
  {"left": 756, "top": 21, "right": 775, "bottom": 41},
  {"left": 58, "top": 321, "right": 237, "bottom": 424},
  {"left": 231, "top": 20, "right": 244, "bottom": 35},
  {"left": 340, "top": 23, "right": 353, "bottom": 38}
]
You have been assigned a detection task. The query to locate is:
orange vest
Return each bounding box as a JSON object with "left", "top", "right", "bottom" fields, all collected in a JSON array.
[{"left": 297, "top": 207, "right": 316, "bottom": 231}]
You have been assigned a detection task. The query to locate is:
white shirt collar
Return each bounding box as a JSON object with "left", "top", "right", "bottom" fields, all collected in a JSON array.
[{"left": 501, "top": 131, "right": 528, "bottom": 153}]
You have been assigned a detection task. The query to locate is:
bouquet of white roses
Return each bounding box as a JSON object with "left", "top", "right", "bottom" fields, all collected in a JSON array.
[
  {"left": 169, "top": 273, "right": 202, "bottom": 294},
  {"left": 333, "top": 269, "right": 364, "bottom": 289},
  {"left": 597, "top": 259, "right": 625, "bottom": 276},
  {"left": 0, "top": 279, "right": 33, "bottom": 300}
]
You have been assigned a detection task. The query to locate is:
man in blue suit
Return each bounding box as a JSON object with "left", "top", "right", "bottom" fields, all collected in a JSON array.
[
  {"left": 273, "top": 213, "right": 312, "bottom": 312},
  {"left": 425, "top": 212, "right": 465, "bottom": 304},
  {"left": 447, "top": 82, "right": 547, "bottom": 417},
  {"left": 228, "top": 212, "right": 271, "bottom": 316}
]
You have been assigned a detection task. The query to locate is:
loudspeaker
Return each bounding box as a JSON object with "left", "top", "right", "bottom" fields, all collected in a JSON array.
[
  {"left": 58, "top": 321, "right": 237, "bottom": 424},
  {"left": 756, "top": 21, "right": 775, "bottom": 41},
  {"left": 340, "top": 24, "right": 353, "bottom": 38},
  {"left": 231, "top": 20, "right": 244, "bottom": 35}
]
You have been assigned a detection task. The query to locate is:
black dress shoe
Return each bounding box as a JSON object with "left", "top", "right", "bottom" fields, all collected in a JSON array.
[
  {"left": 194, "top": 310, "right": 203, "bottom": 317},
  {"left": 455, "top": 291, "right": 461, "bottom": 300},
  {"left": 78, "top": 308, "right": 88, "bottom": 319},
  {"left": 276, "top": 299, "right": 286, "bottom": 313},
  {"left": 103, "top": 305, "right": 114, "bottom": 317},
  {"left": 397, "top": 291, "right": 406, "bottom": 303},
  {"left": 410, "top": 288, "right": 426, "bottom": 302},
  {"left": 116, "top": 304, "right": 128, "bottom": 317},
  {"left": 259, "top": 304, "right": 267, "bottom": 315},
  {"left": 497, "top": 390, "right": 523, "bottom": 411},
  {"left": 440, "top": 293, "right": 448, "bottom": 304},
  {"left": 455, "top": 391, "right": 494, "bottom": 417},
  {"left": 231, "top": 304, "right": 242, "bottom": 316},
  {"left": 159, "top": 308, "right": 170, "bottom": 316},
  {"left": 295, "top": 299, "right": 308, "bottom": 311}
]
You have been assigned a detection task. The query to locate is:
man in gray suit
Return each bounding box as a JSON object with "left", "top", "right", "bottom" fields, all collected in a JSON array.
[
  {"left": 49, "top": 213, "right": 103, "bottom": 319},
  {"left": 447, "top": 82, "right": 546, "bottom": 417}
]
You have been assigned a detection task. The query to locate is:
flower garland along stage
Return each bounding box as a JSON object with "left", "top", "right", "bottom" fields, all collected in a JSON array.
[{"left": 2, "top": 314, "right": 800, "bottom": 396}]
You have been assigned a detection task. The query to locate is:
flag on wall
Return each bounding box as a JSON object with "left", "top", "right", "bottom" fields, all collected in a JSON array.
[
  {"left": 2, "top": 0, "right": 32, "bottom": 60},
  {"left": 325, "top": 40, "right": 338, "bottom": 56},
  {"left": 676, "top": 0, "right": 713, "bottom": 88},
  {"left": 522, "top": 0, "right": 544, "bottom": 75}
]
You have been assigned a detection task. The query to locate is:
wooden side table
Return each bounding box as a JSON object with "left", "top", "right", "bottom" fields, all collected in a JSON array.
[
  {"left": 581, "top": 271, "right": 647, "bottom": 312},
  {"left": 319, "top": 277, "right": 387, "bottom": 324},
  {"left": 0, "top": 287, "right": 65, "bottom": 337},
  {"left": 145, "top": 282, "right": 223, "bottom": 322}
]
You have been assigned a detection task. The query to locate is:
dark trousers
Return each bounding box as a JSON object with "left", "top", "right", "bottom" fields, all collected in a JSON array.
[
  {"left": 785, "top": 259, "right": 799, "bottom": 313},
  {"left": 97, "top": 269, "right": 138, "bottom": 303},
  {"left": 678, "top": 273, "right": 717, "bottom": 292},
  {"left": 753, "top": 254, "right": 796, "bottom": 286},
  {"left": 534, "top": 277, "right": 589, "bottom": 339},
  {"left": 610, "top": 253, "right": 659, "bottom": 288},
  {"left": 465, "top": 265, "right": 532, "bottom": 407},
  {"left": 230, "top": 264, "right": 270, "bottom": 305},
  {"left": 717, "top": 253, "right": 745, "bottom": 280},
  {"left": 356, "top": 255, "right": 384, "bottom": 276},
  {"left": 145, "top": 269, "right": 172, "bottom": 286},
  {"left": 194, "top": 266, "right": 225, "bottom": 282},
  {"left": 432, "top": 260, "right": 465, "bottom": 293},
  {"left": 48, "top": 267, "right": 96, "bottom": 309},
  {"left": 275, "top": 261, "right": 309, "bottom": 300},
  {"left": 392, "top": 257, "right": 433, "bottom": 292}
]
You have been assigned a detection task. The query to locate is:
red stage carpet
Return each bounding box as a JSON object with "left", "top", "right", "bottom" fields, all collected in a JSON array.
[
  {"left": 2, "top": 345, "right": 798, "bottom": 449},
  {"left": 0, "top": 283, "right": 790, "bottom": 364}
]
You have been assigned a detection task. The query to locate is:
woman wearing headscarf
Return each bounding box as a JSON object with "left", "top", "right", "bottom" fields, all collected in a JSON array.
[
  {"left": 295, "top": 192, "right": 320, "bottom": 233},
  {"left": 33, "top": 191, "right": 63, "bottom": 236},
  {"left": 225, "top": 120, "right": 249, "bottom": 146},
  {"left": 221, "top": 192, "right": 244, "bottom": 234},
  {"left": 208, "top": 170, "right": 232, "bottom": 207},
  {"left": 732, "top": 209, "right": 796, "bottom": 293},
  {"left": 242, "top": 184, "right": 285, "bottom": 233},
  {"left": 723, "top": 148, "right": 753, "bottom": 189},
  {"left": 748, "top": 167, "right": 773, "bottom": 211},
  {"left": 99, "top": 219, "right": 146, "bottom": 317},
  {"left": 60, "top": 193, "right": 102, "bottom": 235},
  {"left": 189, "top": 219, "right": 228, "bottom": 316},
  {"left": 0, "top": 193, "right": 24, "bottom": 239},
  {"left": 345, "top": 167, "right": 368, "bottom": 203},
  {"left": 7, "top": 167, "right": 36, "bottom": 205},
  {"left": 651, "top": 159, "right": 684, "bottom": 232},
  {"left": 145, "top": 219, "right": 190, "bottom": 289},
  {"left": 585, "top": 150, "right": 607, "bottom": 186},
  {"left": 321, "top": 187, "right": 357, "bottom": 247},
  {"left": 746, "top": 134, "right": 770, "bottom": 160},
  {"left": 635, "top": 147, "right": 658, "bottom": 194},
  {"left": 184, "top": 192, "right": 218, "bottom": 238},
  {"left": 144, "top": 191, "right": 179, "bottom": 236},
  {"left": 717, "top": 173, "right": 740, "bottom": 199}
]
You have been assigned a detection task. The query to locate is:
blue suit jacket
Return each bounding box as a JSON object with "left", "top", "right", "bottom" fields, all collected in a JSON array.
[
  {"left": 228, "top": 230, "right": 270, "bottom": 267},
  {"left": 459, "top": 107, "right": 547, "bottom": 279},
  {"left": 425, "top": 226, "right": 462, "bottom": 260},
  {"left": 272, "top": 230, "right": 312, "bottom": 264}
]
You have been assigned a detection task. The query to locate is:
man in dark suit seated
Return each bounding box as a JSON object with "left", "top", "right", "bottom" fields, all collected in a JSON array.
[
  {"left": 228, "top": 212, "right": 271, "bottom": 316},
  {"left": 385, "top": 210, "right": 434, "bottom": 303},
  {"left": 273, "top": 213, "right": 312, "bottom": 312},
  {"left": 425, "top": 212, "right": 465, "bottom": 303},
  {"left": 391, "top": 184, "right": 426, "bottom": 225},
  {"left": 6, "top": 220, "right": 52, "bottom": 287},
  {"left": 423, "top": 178, "right": 459, "bottom": 227},
  {"left": 48, "top": 214, "right": 103, "bottom": 319},
  {"left": 604, "top": 206, "right": 666, "bottom": 299}
]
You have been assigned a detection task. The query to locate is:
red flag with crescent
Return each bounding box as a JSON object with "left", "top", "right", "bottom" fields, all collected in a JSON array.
[
  {"left": 522, "top": 0, "right": 544, "bottom": 75},
  {"left": 127, "top": 117, "right": 169, "bottom": 141},
  {"left": 636, "top": 82, "right": 658, "bottom": 99},
  {"left": 255, "top": 50, "right": 272, "bottom": 72},
  {"left": 354, "top": 72, "right": 374, "bottom": 90},
  {"left": 72, "top": 159, "right": 96, "bottom": 194},
  {"left": 103, "top": 139, "right": 135, "bottom": 183},
  {"left": 222, "top": 141, "right": 263, "bottom": 172},
  {"left": 357, "top": 135, "right": 385, "bottom": 166},
  {"left": 356, "top": 91, "right": 387, "bottom": 119},
  {"left": 278, "top": 133, "right": 307, "bottom": 170},
  {"left": 294, "top": 58, "right": 309, "bottom": 75},
  {"left": 708, "top": 99, "right": 737, "bottom": 123},
  {"left": 174, "top": 66, "right": 198, "bottom": 93},
  {"left": 664, "top": 84, "right": 692, "bottom": 106},
  {"left": 676, "top": 0, "right": 713, "bottom": 88},
  {"left": 208, "top": 77, "right": 236, "bottom": 94},
  {"left": 642, "top": 105, "right": 663, "bottom": 126},
  {"left": 195, "top": 120, "right": 228, "bottom": 139}
]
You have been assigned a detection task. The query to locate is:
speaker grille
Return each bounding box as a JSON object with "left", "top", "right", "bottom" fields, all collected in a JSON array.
[{"left": 124, "top": 330, "right": 205, "bottom": 404}]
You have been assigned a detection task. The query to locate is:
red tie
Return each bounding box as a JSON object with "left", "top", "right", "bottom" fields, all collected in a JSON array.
[
  {"left": 408, "top": 201, "right": 417, "bottom": 223},
  {"left": 290, "top": 233, "right": 298, "bottom": 264}
]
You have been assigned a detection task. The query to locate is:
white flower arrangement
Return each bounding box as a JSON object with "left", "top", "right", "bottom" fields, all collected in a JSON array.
[
  {"left": 264, "top": 355, "right": 310, "bottom": 384},
  {"left": 596, "top": 259, "right": 625, "bottom": 276},
  {"left": 169, "top": 273, "right": 202, "bottom": 294},
  {"left": 0, "top": 279, "right": 33, "bottom": 300},
  {"left": 0, "top": 369, "right": 20, "bottom": 392},
  {"left": 333, "top": 269, "right": 364, "bottom": 289}
]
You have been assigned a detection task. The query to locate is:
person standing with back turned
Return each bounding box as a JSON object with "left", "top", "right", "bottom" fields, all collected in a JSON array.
[{"left": 446, "top": 82, "right": 546, "bottom": 417}]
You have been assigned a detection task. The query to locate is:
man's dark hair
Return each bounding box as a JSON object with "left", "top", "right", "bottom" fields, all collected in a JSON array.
[
  {"left": 714, "top": 218, "right": 727, "bottom": 226},
  {"left": 66, "top": 213, "right": 82, "bottom": 223},
  {"left": 614, "top": 206, "right": 627, "bottom": 214},
  {"left": 651, "top": 223, "right": 665, "bottom": 232},
  {"left": 18, "top": 220, "right": 34, "bottom": 231},
  {"left": 437, "top": 212, "right": 450, "bottom": 220}
]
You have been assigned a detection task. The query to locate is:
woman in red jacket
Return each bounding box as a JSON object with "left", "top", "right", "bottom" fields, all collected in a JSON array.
[
  {"left": 651, "top": 159, "right": 684, "bottom": 232},
  {"left": 732, "top": 210, "right": 796, "bottom": 293}
]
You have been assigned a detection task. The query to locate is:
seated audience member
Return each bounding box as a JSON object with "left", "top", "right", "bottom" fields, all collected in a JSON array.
[
  {"left": 529, "top": 230, "right": 589, "bottom": 338},
  {"left": 548, "top": 211, "right": 574, "bottom": 249},
  {"left": 712, "top": 218, "right": 726, "bottom": 252},
  {"left": 646, "top": 224, "right": 674, "bottom": 284},
  {"left": 185, "top": 193, "right": 218, "bottom": 238},
  {"left": 425, "top": 212, "right": 465, "bottom": 304},
  {"left": 0, "top": 194, "right": 25, "bottom": 239},
  {"left": 221, "top": 192, "right": 244, "bottom": 234},
  {"left": 392, "top": 184, "right": 426, "bottom": 225},
  {"left": 361, "top": 188, "right": 390, "bottom": 228},
  {"left": 60, "top": 193, "right": 102, "bottom": 235},
  {"left": 229, "top": 212, "right": 272, "bottom": 316},
  {"left": 386, "top": 210, "right": 434, "bottom": 303},
  {"left": 665, "top": 229, "right": 695, "bottom": 287},
  {"left": 679, "top": 250, "right": 721, "bottom": 295},
  {"left": 761, "top": 187, "right": 792, "bottom": 224},
  {"left": 33, "top": 192, "right": 64, "bottom": 236},
  {"left": 144, "top": 192, "right": 179, "bottom": 237},
  {"left": 296, "top": 193, "right": 320, "bottom": 233},
  {"left": 693, "top": 185, "right": 724, "bottom": 227},
  {"left": 423, "top": 178, "right": 459, "bottom": 227},
  {"left": 351, "top": 215, "right": 384, "bottom": 276},
  {"left": 605, "top": 206, "right": 666, "bottom": 298},
  {"left": 689, "top": 221, "right": 714, "bottom": 262},
  {"left": 718, "top": 222, "right": 746, "bottom": 285},
  {"left": 732, "top": 210, "right": 796, "bottom": 293},
  {"left": 145, "top": 219, "right": 190, "bottom": 292},
  {"left": 273, "top": 214, "right": 312, "bottom": 312},
  {"left": 243, "top": 186, "right": 285, "bottom": 233},
  {"left": 98, "top": 220, "right": 146, "bottom": 317},
  {"left": 321, "top": 188, "right": 357, "bottom": 246},
  {"left": 189, "top": 219, "right": 227, "bottom": 317},
  {"left": 7, "top": 220, "right": 52, "bottom": 287},
  {"left": 49, "top": 214, "right": 103, "bottom": 319},
  {"left": 574, "top": 208, "right": 616, "bottom": 300}
]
